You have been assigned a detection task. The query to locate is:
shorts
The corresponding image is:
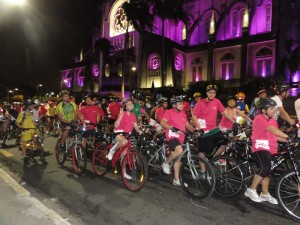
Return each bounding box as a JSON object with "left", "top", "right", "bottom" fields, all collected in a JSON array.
[
  {"left": 197, "top": 129, "right": 225, "bottom": 153},
  {"left": 253, "top": 150, "right": 271, "bottom": 178},
  {"left": 167, "top": 138, "right": 181, "bottom": 151},
  {"left": 21, "top": 130, "right": 35, "bottom": 142}
]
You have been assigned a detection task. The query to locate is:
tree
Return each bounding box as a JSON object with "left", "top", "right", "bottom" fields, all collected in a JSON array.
[
  {"left": 151, "top": 0, "right": 187, "bottom": 87},
  {"left": 120, "top": 0, "right": 155, "bottom": 97}
]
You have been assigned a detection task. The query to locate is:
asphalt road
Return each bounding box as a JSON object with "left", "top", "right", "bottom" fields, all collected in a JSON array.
[{"left": 0, "top": 136, "right": 299, "bottom": 225}]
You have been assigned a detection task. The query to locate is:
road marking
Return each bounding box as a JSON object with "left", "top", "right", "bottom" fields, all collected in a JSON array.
[
  {"left": 0, "top": 149, "right": 14, "bottom": 157},
  {"left": 0, "top": 167, "right": 71, "bottom": 225}
]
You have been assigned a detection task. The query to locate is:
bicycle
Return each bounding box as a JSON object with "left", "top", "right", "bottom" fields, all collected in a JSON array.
[
  {"left": 92, "top": 133, "right": 148, "bottom": 192},
  {"left": 210, "top": 138, "right": 295, "bottom": 197},
  {"left": 2, "top": 118, "right": 21, "bottom": 148},
  {"left": 55, "top": 123, "right": 87, "bottom": 175},
  {"left": 145, "top": 129, "right": 216, "bottom": 200}
]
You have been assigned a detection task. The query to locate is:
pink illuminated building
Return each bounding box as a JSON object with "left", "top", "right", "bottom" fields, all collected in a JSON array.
[{"left": 61, "top": 0, "right": 300, "bottom": 95}]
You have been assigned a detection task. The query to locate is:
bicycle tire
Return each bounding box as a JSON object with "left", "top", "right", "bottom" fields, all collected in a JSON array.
[
  {"left": 92, "top": 143, "right": 109, "bottom": 177},
  {"left": 72, "top": 144, "right": 87, "bottom": 175},
  {"left": 210, "top": 155, "right": 244, "bottom": 196},
  {"left": 55, "top": 139, "right": 67, "bottom": 166},
  {"left": 2, "top": 132, "right": 20, "bottom": 148},
  {"left": 146, "top": 146, "right": 163, "bottom": 181},
  {"left": 121, "top": 150, "right": 147, "bottom": 192},
  {"left": 180, "top": 155, "right": 215, "bottom": 200},
  {"left": 276, "top": 170, "right": 300, "bottom": 222},
  {"left": 52, "top": 122, "right": 59, "bottom": 138}
]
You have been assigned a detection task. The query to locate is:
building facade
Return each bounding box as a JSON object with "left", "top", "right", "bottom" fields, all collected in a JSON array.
[{"left": 61, "top": 0, "right": 300, "bottom": 96}]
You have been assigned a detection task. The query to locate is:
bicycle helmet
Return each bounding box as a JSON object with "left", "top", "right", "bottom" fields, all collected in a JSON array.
[
  {"left": 158, "top": 97, "right": 168, "bottom": 104},
  {"left": 156, "top": 93, "right": 163, "bottom": 100},
  {"left": 206, "top": 84, "right": 218, "bottom": 92},
  {"left": 277, "top": 84, "right": 290, "bottom": 94},
  {"left": 193, "top": 92, "right": 201, "bottom": 98},
  {"left": 236, "top": 92, "right": 245, "bottom": 100},
  {"left": 59, "top": 90, "right": 69, "bottom": 98},
  {"left": 227, "top": 96, "right": 237, "bottom": 102},
  {"left": 257, "top": 89, "right": 267, "bottom": 95},
  {"left": 257, "top": 98, "right": 276, "bottom": 111},
  {"left": 170, "top": 95, "right": 185, "bottom": 105}
]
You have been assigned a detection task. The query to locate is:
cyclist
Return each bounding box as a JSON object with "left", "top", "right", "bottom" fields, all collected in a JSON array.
[
  {"left": 270, "top": 84, "right": 295, "bottom": 127},
  {"left": 155, "top": 97, "right": 168, "bottom": 123},
  {"left": 245, "top": 98, "right": 290, "bottom": 204},
  {"left": 15, "top": 100, "right": 37, "bottom": 165},
  {"left": 249, "top": 89, "right": 268, "bottom": 119},
  {"left": 107, "top": 96, "right": 121, "bottom": 132},
  {"left": 107, "top": 99, "right": 143, "bottom": 179},
  {"left": 79, "top": 95, "right": 104, "bottom": 148},
  {"left": 235, "top": 91, "right": 249, "bottom": 124},
  {"left": 191, "top": 92, "right": 201, "bottom": 110},
  {"left": 160, "top": 96, "right": 196, "bottom": 186},
  {"left": 56, "top": 90, "right": 78, "bottom": 148},
  {"left": 191, "top": 84, "right": 236, "bottom": 160},
  {"left": 45, "top": 102, "right": 56, "bottom": 134}
]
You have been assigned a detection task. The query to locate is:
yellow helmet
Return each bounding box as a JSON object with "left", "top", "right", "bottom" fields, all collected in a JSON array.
[
  {"left": 193, "top": 92, "right": 201, "bottom": 98},
  {"left": 236, "top": 92, "right": 245, "bottom": 100}
]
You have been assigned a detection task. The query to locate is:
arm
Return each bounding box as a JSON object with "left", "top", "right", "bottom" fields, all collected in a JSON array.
[
  {"left": 160, "top": 118, "right": 172, "bottom": 129},
  {"left": 267, "top": 125, "right": 289, "bottom": 140},
  {"left": 185, "top": 122, "right": 196, "bottom": 132},
  {"left": 221, "top": 110, "right": 235, "bottom": 124},
  {"left": 133, "top": 122, "right": 142, "bottom": 135},
  {"left": 114, "top": 111, "right": 124, "bottom": 128},
  {"left": 191, "top": 114, "right": 200, "bottom": 129},
  {"left": 236, "top": 108, "right": 252, "bottom": 123},
  {"left": 278, "top": 106, "right": 295, "bottom": 125}
]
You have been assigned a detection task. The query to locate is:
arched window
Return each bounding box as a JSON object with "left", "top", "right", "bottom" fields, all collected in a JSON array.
[
  {"left": 191, "top": 58, "right": 203, "bottom": 81},
  {"left": 220, "top": 53, "right": 235, "bottom": 80},
  {"left": 256, "top": 47, "right": 273, "bottom": 77},
  {"left": 232, "top": 10, "right": 238, "bottom": 37},
  {"left": 230, "top": 3, "right": 245, "bottom": 38}
]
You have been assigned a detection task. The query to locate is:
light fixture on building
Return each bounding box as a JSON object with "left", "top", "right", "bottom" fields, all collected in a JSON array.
[
  {"left": 243, "top": 5, "right": 249, "bottom": 28},
  {"left": 209, "top": 11, "right": 215, "bottom": 35}
]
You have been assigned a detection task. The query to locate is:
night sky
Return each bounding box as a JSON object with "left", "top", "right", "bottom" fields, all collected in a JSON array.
[{"left": 0, "top": 0, "right": 100, "bottom": 94}]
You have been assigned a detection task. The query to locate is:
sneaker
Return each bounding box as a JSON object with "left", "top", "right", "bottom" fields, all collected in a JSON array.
[
  {"left": 107, "top": 149, "right": 115, "bottom": 160},
  {"left": 124, "top": 173, "right": 132, "bottom": 180},
  {"left": 161, "top": 162, "right": 170, "bottom": 174},
  {"left": 244, "top": 188, "right": 263, "bottom": 203},
  {"left": 199, "top": 170, "right": 211, "bottom": 181},
  {"left": 260, "top": 192, "right": 278, "bottom": 204},
  {"left": 173, "top": 179, "right": 188, "bottom": 187}
]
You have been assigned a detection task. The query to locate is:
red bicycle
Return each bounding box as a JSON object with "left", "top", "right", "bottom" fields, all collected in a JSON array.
[{"left": 92, "top": 135, "right": 147, "bottom": 192}]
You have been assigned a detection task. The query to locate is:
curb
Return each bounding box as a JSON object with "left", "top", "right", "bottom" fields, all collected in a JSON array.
[{"left": 0, "top": 167, "right": 71, "bottom": 225}]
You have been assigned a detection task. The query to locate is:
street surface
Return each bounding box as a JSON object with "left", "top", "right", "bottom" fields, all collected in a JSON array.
[{"left": 0, "top": 136, "right": 299, "bottom": 225}]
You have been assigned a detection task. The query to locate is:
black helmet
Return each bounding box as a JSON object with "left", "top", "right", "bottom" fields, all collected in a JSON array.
[
  {"left": 227, "top": 96, "right": 237, "bottom": 102},
  {"left": 206, "top": 84, "right": 218, "bottom": 92},
  {"left": 277, "top": 84, "right": 290, "bottom": 94},
  {"left": 59, "top": 90, "right": 69, "bottom": 98},
  {"left": 257, "top": 98, "right": 276, "bottom": 110},
  {"left": 170, "top": 95, "right": 185, "bottom": 105}
]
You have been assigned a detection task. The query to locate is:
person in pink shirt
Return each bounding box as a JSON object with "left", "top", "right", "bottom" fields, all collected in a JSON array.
[
  {"left": 107, "top": 99, "right": 142, "bottom": 179},
  {"left": 219, "top": 96, "right": 252, "bottom": 131},
  {"left": 107, "top": 97, "right": 121, "bottom": 132},
  {"left": 160, "top": 96, "right": 196, "bottom": 186},
  {"left": 191, "top": 85, "right": 235, "bottom": 160},
  {"left": 79, "top": 96, "right": 103, "bottom": 148},
  {"left": 155, "top": 97, "right": 168, "bottom": 123},
  {"left": 245, "top": 98, "right": 289, "bottom": 204}
]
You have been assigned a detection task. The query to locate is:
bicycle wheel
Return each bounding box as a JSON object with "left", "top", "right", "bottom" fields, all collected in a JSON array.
[
  {"left": 72, "top": 144, "right": 87, "bottom": 175},
  {"left": 52, "top": 122, "right": 59, "bottom": 138},
  {"left": 55, "top": 139, "right": 67, "bottom": 166},
  {"left": 146, "top": 146, "right": 163, "bottom": 181},
  {"left": 2, "top": 131, "right": 20, "bottom": 148},
  {"left": 276, "top": 170, "right": 300, "bottom": 221},
  {"left": 121, "top": 150, "right": 147, "bottom": 192},
  {"left": 180, "top": 155, "right": 215, "bottom": 200},
  {"left": 210, "top": 155, "right": 244, "bottom": 196},
  {"left": 92, "top": 143, "right": 109, "bottom": 177}
]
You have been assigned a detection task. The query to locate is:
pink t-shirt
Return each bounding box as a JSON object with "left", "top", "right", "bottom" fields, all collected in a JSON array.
[
  {"left": 251, "top": 114, "right": 278, "bottom": 155},
  {"left": 108, "top": 102, "right": 121, "bottom": 119},
  {"left": 162, "top": 109, "right": 187, "bottom": 144},
  {"left": 155, "top": 107, "right": 167, "bottom": 122},
  {"left": 193, "top": 98, "right": 225, "bottom": 132},
  {"left": 114, "top": 112, "right": 136, "bottom": 133},
  {"left": 219, "top": 108, "right": 237, "bottom": 130},
  {"left": 80, "top": 105, "right": 101, "bottom": 129}
]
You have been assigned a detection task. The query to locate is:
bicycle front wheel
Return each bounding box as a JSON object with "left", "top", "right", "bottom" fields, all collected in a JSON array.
[
  {"left": 92, "top": 143, "right": 109, "bottom": 177},
  {"left": 180, "top": 155, "right": 215, "bottom": 200},
  {"left": 121, "top": 151, "right": 147, "bottom": 192},
  {"left": 2, "top": 132, "right": 20, "bottom": 148},
  {"left": 55, "top": 139, "right": 66, "bottom": 166},
  {"left": 210, "top": 155, "right": 244, "bottom": 196},
  {"left": 146, "top": 146, "right": 163, "bottom": 181},
  {"left": 276, "top": 170, "right": 300, "bottom": 222},
  {"left": 72, "top": 144, "right": 87, "bottom": 175}
]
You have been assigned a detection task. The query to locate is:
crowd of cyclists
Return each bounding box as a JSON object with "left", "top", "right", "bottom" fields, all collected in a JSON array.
[{"left": 0, "top": 83, "right": 300, "bottom": 221}]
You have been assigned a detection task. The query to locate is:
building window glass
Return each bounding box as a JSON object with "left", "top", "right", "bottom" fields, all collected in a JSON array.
[
  {"left": 232, "top": 11, "right": 238, "bottom": 37},
  {"left": 256, "top": 47, "right": 273, "bottom": 77},
  {"left": 191, "top": 58, "right": 203, "bottom": 81},
  {"left": 220, "top": 53, "right": 235, "bottom": 80}
]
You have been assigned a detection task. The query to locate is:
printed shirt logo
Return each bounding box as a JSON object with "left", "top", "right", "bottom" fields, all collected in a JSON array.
[
  {"left": 255, "top": 140, "right": 270, "bottom": 150},
  {"left": 198, "top": 119, "right": 207, "bottom": 128},
  {"left": 168, "top": 129, "right": 179, "bottom": 138}
]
